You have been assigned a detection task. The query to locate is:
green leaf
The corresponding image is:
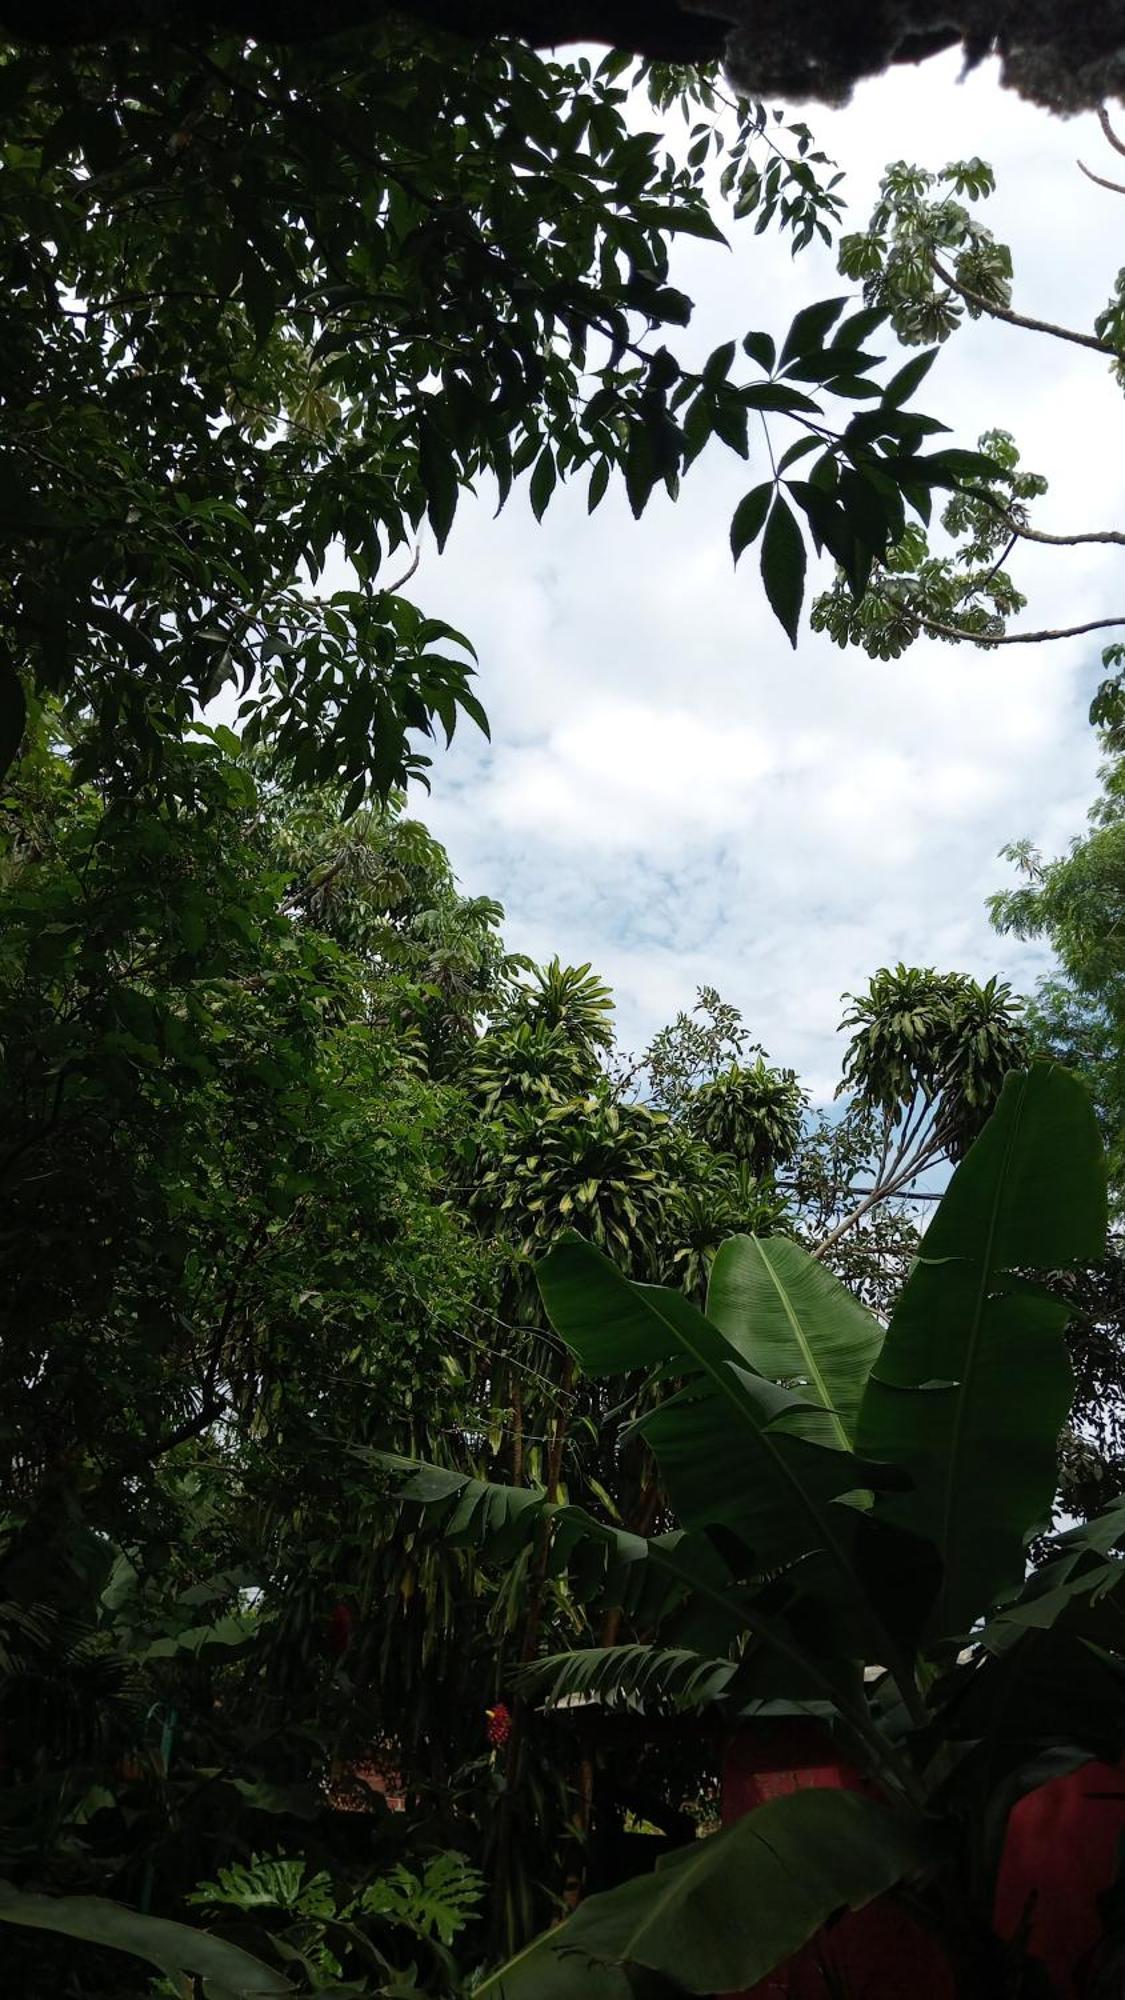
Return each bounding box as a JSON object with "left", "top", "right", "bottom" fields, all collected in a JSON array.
[
  {"left": 707, "top": 1235, "right": 884, "bottom": 1448},
  {"left": 638, "top": 202, "right": 728, "bottom": 246},
  {"left": 831, "top": 306, "right": 889, "bottom": 349},
  {"left": 779, "top": 295, "right": 848, "bottom": 367},
  {"left": 479, "top": 1791, "right": 934, "bottom": 1997},
  {"left": 776, "top": 435, "right": 822, "bottom": 474},
  {"left": 857, "top": 1063, "right": 1107, "bottom": 1641},
  {"left": 760, "top": 493, "right": 806, "bottom": 647},
  {"left": 740, "top": 382, "right": 823, "bottom": 415},
  {"left": 530, "top": 447, "right": 557, "bottom": 522},
  {"left": 882, "top": 348, "right": 938, "bottom": 407},
  {"left": 519, "top": 1644, "right": 737, "bottom": 1712},
  {"left": 742, "top": 329, "right": 776, "bottom": 372},
  {"left": 0, "top": 1884, "right": 291, "bottom": 1998},
  {"left": 418, "top": 416, "right": 457, "bottom": 550},
  {"left": 357, "top": 1447, "right": 735, "bottom": 1644},
  {"left": 537, "top": 1237, "right": 910, "bottom": 1654},
  {"left": 702, "top": 339, "right": 736, "bottom": 388},
  {"left": 729, "top": 483, "right": 772, "bottom": 563}
]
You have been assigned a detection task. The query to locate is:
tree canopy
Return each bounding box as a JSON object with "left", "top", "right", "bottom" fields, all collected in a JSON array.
[
  {"left": 3, "top": 0, "right": 1123, "bottom": 113},
  {"left": 1, "top": 23, "right": 1001, "bottom": 799}
]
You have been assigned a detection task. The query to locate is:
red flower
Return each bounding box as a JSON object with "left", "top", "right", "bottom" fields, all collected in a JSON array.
[{"left": 485, "top": 1702, "right": 512, "bottom": 1748}]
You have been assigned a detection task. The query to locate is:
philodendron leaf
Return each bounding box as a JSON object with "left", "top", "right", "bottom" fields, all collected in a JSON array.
[
  {"left": 856, "top": 1061, "right": 1106, "bottom": 1643},
  {"left": 0, "top": 1883, "right": 292, "bottom": 1998},
  {"left": 478, "top": 1790, "right": 934, "bottom": 1998},
  {"left": 707, "top": 1234, "right": 883, "bottom": 1447}
]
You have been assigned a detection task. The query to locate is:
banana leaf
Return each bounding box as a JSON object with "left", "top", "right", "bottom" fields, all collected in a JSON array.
[
  {"left": 478, "top": 1789, "right": 935, "bottom": 1998},
  {"left": 707, "top": 1233, "right": 883, "bottom": 1446},
  {"left": 856, "top": 1062, "right": 1106, "bottom": 1642},
  {"left": 0, "top": 1883, "right": 291, "bottom": 1998}
]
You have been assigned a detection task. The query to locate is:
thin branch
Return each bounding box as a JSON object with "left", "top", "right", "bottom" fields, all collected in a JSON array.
[
  {"left": 811, "top": 1186, "right": 885, "bottom": 1261},
  {"left": 385, "top": 545, "right": 421, "bottom": 593},
  {"left": 967, "top": 491, "right": 1125, "bottom": 549},
  {"left": 915, "top": 611, "right": 1125, "bottom": 647},
  {"left": 757, "top": 410, "right": 778, "bottom": 481},
  {"left": 1078, "top": 159, "right": 1125, "bottom": 197},
  {"left": 844, "top": 1186, "right": 944, "bottom": 1201},
  {"left": 1100, "top": 105, "right": 1125, "bottom": 159},
  {"left": 979, "top": 530, "right": 1019, "bottom": 591},
  {"left": 1021, "top": 514, "right": 1125, "bottom": 549},
  {"left": 930, "top": 254, "right": 1121, "bottom": 358}
]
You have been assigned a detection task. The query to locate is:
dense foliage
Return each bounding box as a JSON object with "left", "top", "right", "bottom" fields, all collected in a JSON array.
[
  {"left": 377, "top": 1064, "right": 1123, "bottom": 1997},
  {"left": 3, "top": 14, "right": 1125, "bottom": 1999},
  {"left": 0, "top": 720, "right": 1049, "bottom": 1994},
  {"left": 1, "top": 24, "right": 998, "bottom": 797}
]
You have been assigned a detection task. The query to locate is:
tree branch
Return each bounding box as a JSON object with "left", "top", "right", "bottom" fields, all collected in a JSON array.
[
  {"left": 969, "top": 493, "right": 1125, "bottom": 549},
  {"left": 930, "top": 255, "right": 1122, "bottom": 358},
  {"left": 1078, "top": 159, "right": 1125, "bottom": 197},
  {"left": 914, "top": 611, "right": 1125, "bottom": 648},
  {"left": 1100, "top": 106, "right": 1125, "bottom": 159},
  {"left": 385, "top": 545, "right": 421, "bottom": 593}
]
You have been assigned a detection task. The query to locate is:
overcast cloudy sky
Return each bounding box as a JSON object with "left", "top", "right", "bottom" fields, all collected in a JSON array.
[{"left": 401, "top": 49, "right": 1122, "bottom": 1099}]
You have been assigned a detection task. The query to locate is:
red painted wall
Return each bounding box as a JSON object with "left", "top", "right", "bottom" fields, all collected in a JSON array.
[{"left": 722, "top": 1726, "right": 1125, "bottom": 1997}]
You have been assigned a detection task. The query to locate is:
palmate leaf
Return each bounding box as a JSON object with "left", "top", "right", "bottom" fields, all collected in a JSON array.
[
  {"left": 706, "top": 1233, "right": 883, "bottom": 1447},
  {"left": 0, "top": 1884, "right": 291, "bottom": 1999},
  {"left": 538, "top": 1237, "right": 921, "bottom": 1671},
  {"left": 856, "top": 1061, "right": 1106, "bottom": 1643},
  {"left": 479, "top": 1790, "right": 935, "bottom": 1998}
]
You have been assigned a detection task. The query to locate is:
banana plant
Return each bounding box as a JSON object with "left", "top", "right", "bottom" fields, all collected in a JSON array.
[
  {"left": 377, "top": 1061, "right": 1120, "bottom": 1996},
  {"left": 0, "top": 1883, "right": 292, "bottom": 1998}
]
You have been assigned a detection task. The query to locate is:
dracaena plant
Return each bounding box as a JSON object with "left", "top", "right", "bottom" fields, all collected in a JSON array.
[{"left": 372, "top": 1059, "right": 1117, "bottom": 1997}]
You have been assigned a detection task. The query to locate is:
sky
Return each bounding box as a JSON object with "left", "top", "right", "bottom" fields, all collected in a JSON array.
[{"left": 383, "top": 50, "right": 1123, "bottom": 1099}]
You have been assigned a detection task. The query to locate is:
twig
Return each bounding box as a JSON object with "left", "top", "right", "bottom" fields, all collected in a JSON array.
[
  {"left": 1100, "top": 106, "right": 1125, "bottom": 159},
  {"left": 385, "top": 546, "right": 421, "bottom": 593},
  {"left": 1078, "top": 159, "right": 1125, "bottom": 197}
]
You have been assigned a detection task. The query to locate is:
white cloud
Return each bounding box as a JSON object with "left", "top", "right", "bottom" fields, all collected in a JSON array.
[{"left": 394, "top": 50, "right": 1119, "bottom": 1095}]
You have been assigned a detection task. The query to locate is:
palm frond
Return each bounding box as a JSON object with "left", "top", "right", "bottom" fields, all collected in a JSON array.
[{"left": 518, "top": 1643, "right": 736, "bottom": 1713}]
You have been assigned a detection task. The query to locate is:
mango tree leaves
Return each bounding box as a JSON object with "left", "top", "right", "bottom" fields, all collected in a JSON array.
[
  {"left": 1, "top": 31, "right": 987, "bottom": 783},
  {"left": 857, "top": 1062, "right": 1107, "bottom": 1643}
]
